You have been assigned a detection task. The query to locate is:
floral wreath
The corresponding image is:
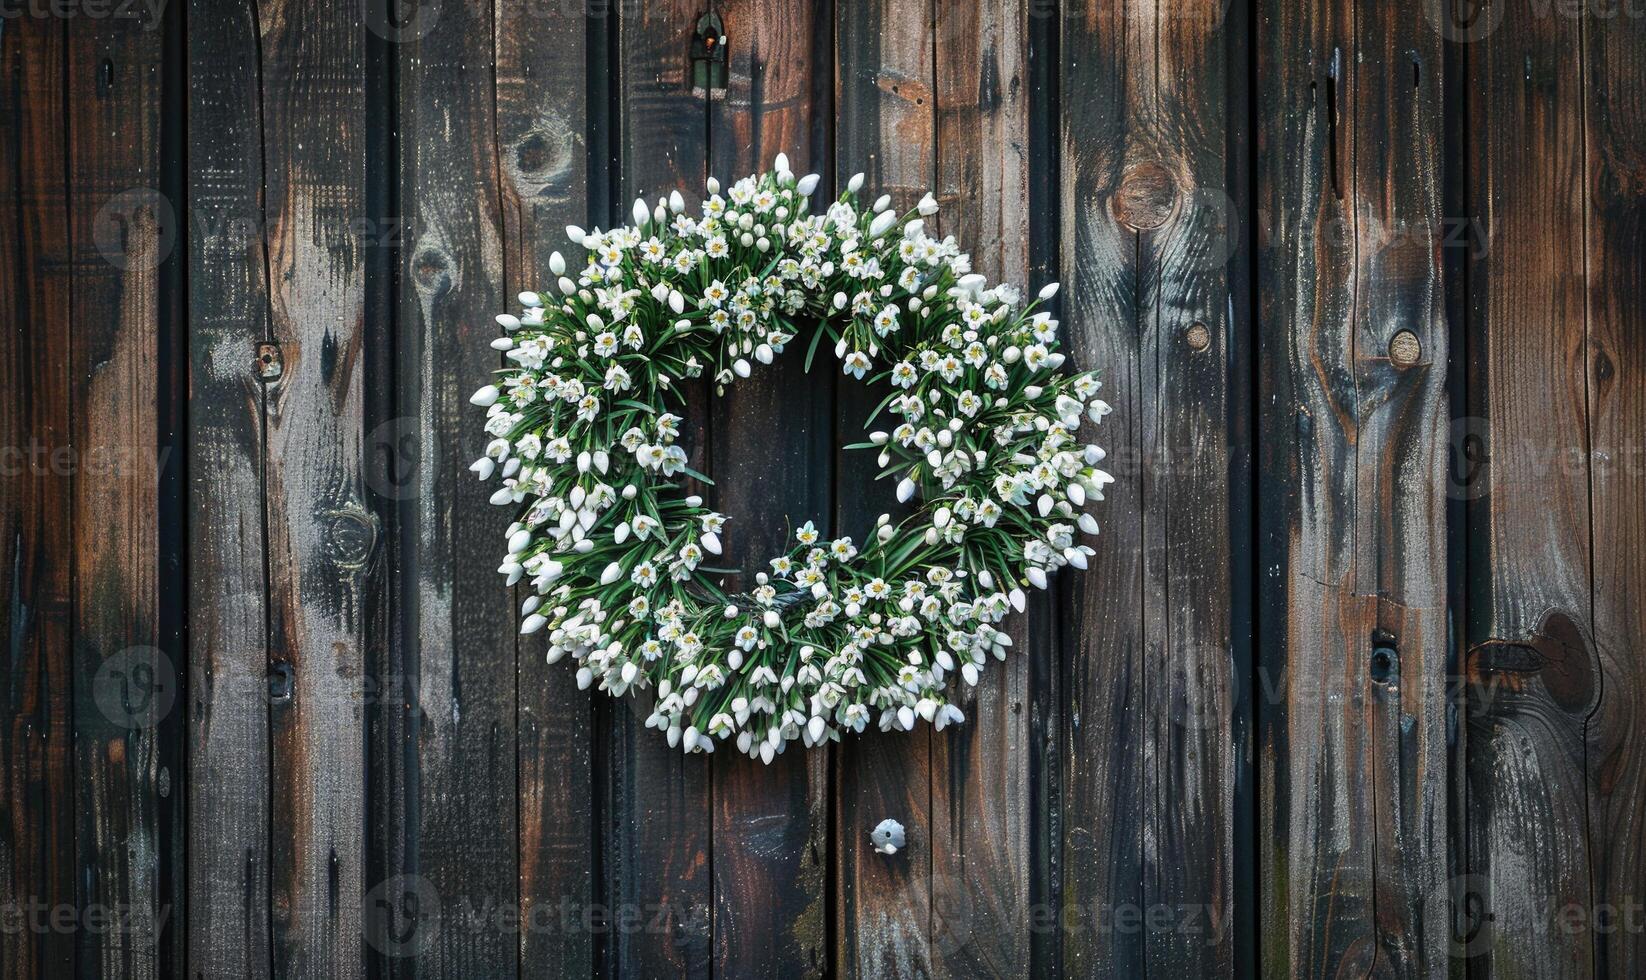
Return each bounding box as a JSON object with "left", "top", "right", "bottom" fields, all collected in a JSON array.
[{"left": 471, "top": 154, "right": 1113, "bottom": 762}]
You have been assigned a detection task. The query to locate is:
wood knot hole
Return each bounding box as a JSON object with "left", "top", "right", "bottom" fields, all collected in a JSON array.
[
  {"left": 1389, "top": 329, "right": 1422, "bottom": 367},
  {"left": 257, "top": 342, "right": 283, "bottom": 380},
  {"left": 1185, "top": 322, "right": 1212, "bottom": 352},
  {"left": 1112, "top": 161, "right": 1178, "bottom": 231}
]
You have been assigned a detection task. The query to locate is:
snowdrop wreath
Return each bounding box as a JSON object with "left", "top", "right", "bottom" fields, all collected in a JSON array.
[{"left": 471, "top": 154, "right": 1113, "bottom": 763}]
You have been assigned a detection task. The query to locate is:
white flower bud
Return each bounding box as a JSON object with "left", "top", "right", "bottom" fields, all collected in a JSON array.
[
  {"left": 869, "top": 209, "right": 897, "bottom": 238},
  {"left": 796, "top": 173, "right": 820, "bottom": 195},
  {"left": 600, "top": 561, "right": 623, "bottom": 585},
  {"left": 470, "top": 457, "right": 496, "bottom": 480},
  {"left": 755, "top": 344, "right": 774, "bottom": 364},
  {"left": 896, "top": 477, "right": 917, "bottom": 503},
  {"left": 1078, "top": 513, "right": 1100, "bottom": 535},
  {"left": 733, "top": 358, "right": 752, "bottom": 378},
  {"left": 764, "top": 610, "right": 781, "bottom": 629},
  {"left": 706, "top": 176, "right": 720, "bottom": 194},
  {"left": 774, "top": 151, "right": 790, "bottom": 173},
  {"left": 518, "top": 291, "right": 541, "bottom": 307},
  {"left": 565, "top": 224, "right": 586, "bottom": 243},
  {"left": 1027, "top": 566, "right": 1048, "bottom": 590},
  {"left": 470, "top": 385, "right": 500, "bottom": 406},
  {"left": 669, "top": 290, "right": 685, "bottom": 313},
  {"left": 701, "top": 531, "right": 722, "bottom": 555},
  {"left": 1038, "top": 281, "right": 1061, "bottom": 300},
  {"left": 489, "top": 337, "right": 515, "bottom": 351},
  {"left": 669, "top": 189, "right": 685, "bottom": 212},
  {"left": 847, "top": 172, "right": 864, "bottom": 193},
  {"left": 508, "top": 529, "right": 532, "bottom": 553},
  {"left": 917, "top": 192, "right": 938, "bottom": 215},
  {"left": 521, "top": 613, "right": 547, "bottom": 634},
  {"left": 549, "top": 251, "right": 566, "bottom": 275}
]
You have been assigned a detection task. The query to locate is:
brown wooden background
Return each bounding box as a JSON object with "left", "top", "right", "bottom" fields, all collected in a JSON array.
[{"left": 2, "top": 0, "right": 1643, "bottom": 976}]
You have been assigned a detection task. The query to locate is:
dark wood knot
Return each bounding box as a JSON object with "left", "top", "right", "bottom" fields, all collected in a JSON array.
[
  {"left": 1112, "top": 161, "right": 1178, "bottom": 231},
  {"left": 1185, "top": 322, "right": 1212, "bottom": 352}
]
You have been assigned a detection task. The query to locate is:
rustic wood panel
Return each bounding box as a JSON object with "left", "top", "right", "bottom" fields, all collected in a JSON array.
[
  {"left": 0, "top": 15, "right": 76, "bottom": 980},
  {"left": 10, "top": 1, "right": 1646, "bottom": 978},
  {"left": 395, "top": 0, "right": 523, "bottom": 973},
  {"left": 930, "top": 0, "right": 1037, "bottom": 975},
  {"left": 833, "top": 0, "right": 939, "bottom": 974},
  {"left": 493, "top": 0, "right": 599, "bottom": 975},
  {"left": 612, "top": 2, "right": 714, "bottom": 975},
  {"left": 254, "top": 1, "right": 373, "bottom": 974},
  {"left": 1463, "top": 0, "right": 1594, "bottom": 975},
  {"left": 184, "top": 0, "right": 276, "bottom": 974},
  {"left": 1258, "top": 0, "right": 1449, "bottom": 974},
  {"left": 67, "top": 8, "right": 174, "bottom": 978},
  {"left": 705, "top": 1, "right": 831, "bottom": 974},
  {"left": 1584, "top": 7, "right": 1646, "bottom": 977}
]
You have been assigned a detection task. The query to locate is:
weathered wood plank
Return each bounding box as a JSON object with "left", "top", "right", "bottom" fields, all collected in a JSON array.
[
  {"left": 706, "top": 0, "right": 830, "bottom": 974},
  {"left": 929, "top": 0, "right": 1038, "bottom": 974},
  {"left": 255, "top": 1, "right": 372, "bottom": 975},
  {"left": 1258, "top": 0, "right": 1449, "bottom": 973},
  {"left": 1136, "top": 1, "right": 1239, "bottom": 975},
  {"left": 1461, "top": 1, "right": 1593, "bottom": 975},
  {"left": 67, "top": 8, "right": 175, "bottom": 977},
  {"left": 394, "top": 0, "right": 521, "bottom": 973},
  {"left": 494, "top": 0, "right": 598, "bottom": 975},
  {"left": 0, "top": 15, "right": 77, "bottom": 980},
  {"left": 1584, "top": 8, "right": 1646, "bottom": 976},
  {"left": 1058, "top": 0, "right": 1148, "bottom": 973},
  {"left": 184, "top": 0, "right": 275, "bottom": 974},
  {"left": 833, "top": 0, "right": 938, "bottom": 974},
  {"left": 613, "top": 1, "right": 715, "bottom": 974}
]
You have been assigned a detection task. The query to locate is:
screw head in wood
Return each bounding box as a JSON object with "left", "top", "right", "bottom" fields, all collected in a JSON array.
[{"left": 1389, "top": 329, "right": 1422, "bottom": 367}]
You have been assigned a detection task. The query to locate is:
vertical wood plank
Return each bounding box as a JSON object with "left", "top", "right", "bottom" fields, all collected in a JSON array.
[
  {"left": 833, "top": 0, "right": 938, "bottom": 974},
  {"left": 494, "top": 0, "right": 598, "bottom": 975},
  {"left": 255, "top": 1, "right": 371, "bottom": 975},
  {"left": 1462, "top": 0, "right": 1595, "bottom": 976},
  {"left": 929, "top": 0, "right": 1038, "bottom": 974},
  {"left": 0, "top": 14, "right": 77, "bottom": 980},
  {"left": 185, "top": 0, "right": 274, "bottom": 975},
  {"left": 705, "top": 0, "right": 830, "bottom": 974},
  {"left": 1584, "top": 7, "right": 1646, "bottom": 976},
  {"left": 393, "top": 0, "right": 520, "bottom": 973},
  {"left": 67, "top": 7, "right": 175, "bottom": 977},
  {"left": 613, "top": 1, "right": 714, "bottom": 974},
  {"left": 1259, "top": 0, "right": 1449, "bottom": 973},
  {"left": 1058, "top": 0, "right": 1149, "bottom": 973}
]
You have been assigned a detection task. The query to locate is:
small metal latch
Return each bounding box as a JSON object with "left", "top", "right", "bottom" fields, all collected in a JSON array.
[{"left": 691, "top": 12, "right": 728, "bottom": 95}]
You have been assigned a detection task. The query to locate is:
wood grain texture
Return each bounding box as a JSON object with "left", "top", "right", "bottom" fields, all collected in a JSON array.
[
  {"left": 254, "top": 1, "right": 372, "bottom": 976},
  {"left": 1258, "top": 0, "right": 1448, "bottom": 974},
  {"left": 185, "top": 0, "right": 275, "bottom": 975},
  {"left": 1462, "top": 1, "right": 1595, "bottom": 976},
  {"left": 67, "top": 8, "right": 175, "bottom": 978},
  {"left": 494, "top": 0, "right": 598, "bottom": 975},
  {"left": 0, "top": 15, "right": 76, "bottom": 980},
  {"left": 395, "top": 0, "right": 522, "bottom": 973},
  {"left": 930, "top": 0, "right": 1037, "bottom": 975},
  {"left": 833, "top": 0, "right": 939, "bottom": 974},
  {"left": 613, "top": 2, "right": 714, "bottom": 975},
  {"left": 1584, "top": 6, "right": 1646, "bottom": 976},
  {"left": 706, "top": 0, "right": 830, "bottom": 973}
]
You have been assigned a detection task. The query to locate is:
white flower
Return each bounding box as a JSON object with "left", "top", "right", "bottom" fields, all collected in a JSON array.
[{"left": 842, "top": 351, "right": 872, "bottom": 379}]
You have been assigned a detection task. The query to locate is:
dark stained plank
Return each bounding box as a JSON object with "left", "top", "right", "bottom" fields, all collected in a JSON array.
[
  {"left": 254, "top": 1, "right": 372, "bottom": 975},
  {"left": 1057, "top": 0, "right": 1148, "bottom": 974},
  {"left": 67, "top": 8, "right": 176, "bottom": 977},
  {"left": 1258, "top": 0, "right": 1449, "bottom": 973},
  {"left": 0, "top": 15, "right": 77, "bottom": 980},
  {"left": 1134, "top": 1, "right": 1239, "bottom": 975},
  {"left": 394, "top": 0, "right": 521, "bottom": 973},
  {"left": 494, "top": 0, "right": 598, "bottom": 975},
  {"left": 705, "top": 0, "right": 830, "bottom": 974},
  {"left": 1348, "top": 2, "right": 1449, "bottom": 972},
  {"left": 612, "top": 1, "right": 715, "bottom": 975},
  {"left": 184, "top": 0, "right": 275, "bottom": 975},
  {"left": 929, "top": 0, "right": 1037, "bottom": 975},
  {"left": 1462, "top": 1, "right": 1593, "bottom": 975},
  {"left": 1584, "top": 8, "right": 1646, "bottom": 976},
  {"left": 833, "top": 0, "right": 939, "bottom": 974}
]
